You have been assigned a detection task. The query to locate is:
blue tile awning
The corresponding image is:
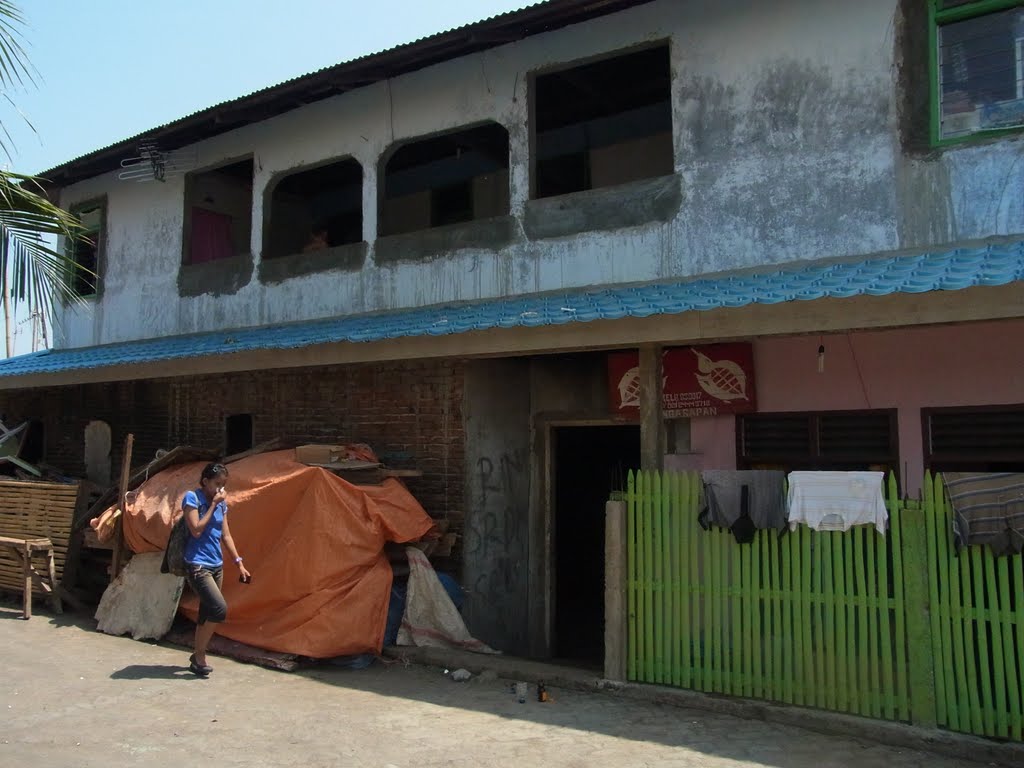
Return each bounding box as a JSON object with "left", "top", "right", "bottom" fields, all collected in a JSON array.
[{"left": 1, "top": 237, "right": 1022, "bottom": 379}]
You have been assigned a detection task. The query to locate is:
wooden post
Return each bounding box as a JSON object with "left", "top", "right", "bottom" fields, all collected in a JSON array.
[
  {"left": 110, "top": 433, "right": 134, "bottom": 580},
  {"left": 21, "top": 540, "right": 31, "bottom": 619},
  {"left": 604, "top": 498, "right": 627, "bottom": 681},
  {"left": 638, "top": 344, "right": 664, "bottom": 471}
]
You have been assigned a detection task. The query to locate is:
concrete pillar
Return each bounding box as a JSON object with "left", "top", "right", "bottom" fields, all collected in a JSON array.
[
  {"left": 604, "top": 498, "right": 627, "bottom": 681},
  {"left": 639, "top": 344, "right": 665, "bottom": 471}
]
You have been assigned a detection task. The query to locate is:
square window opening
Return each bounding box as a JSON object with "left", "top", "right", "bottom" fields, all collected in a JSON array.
[
  {"left": 225, "top": 413, "right": 254, "bottom": 456},
  {"left": 184, "top": 158, "right": 254, "bottom": 265},
  {"left": 380, "top": 122, "right": 510, "bottom": 237},
  {"left": 532, "top": 44, "right": 673, "bottom": 199},
  {"left": 265, "top": 158, "right": 363, "bottom": 259}
]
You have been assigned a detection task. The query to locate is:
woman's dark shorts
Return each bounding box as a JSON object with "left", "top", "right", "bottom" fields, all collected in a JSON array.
[{"left": 185, "top": 564, "right": 227, "bottom": 625}]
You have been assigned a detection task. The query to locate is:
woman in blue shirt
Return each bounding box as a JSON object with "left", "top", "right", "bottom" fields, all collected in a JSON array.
[{"left": 183, "top": 462, "right": 251, "bottom": 677}]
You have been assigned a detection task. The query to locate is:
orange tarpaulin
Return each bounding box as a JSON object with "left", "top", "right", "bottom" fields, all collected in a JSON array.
[{"left": 118, "top": 450, "right": 433, "bottom": 658}]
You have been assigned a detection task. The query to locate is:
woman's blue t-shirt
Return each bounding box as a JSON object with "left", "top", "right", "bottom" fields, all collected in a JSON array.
[{"left": 182, "top": 489, "right": 227, "bottom": 567}]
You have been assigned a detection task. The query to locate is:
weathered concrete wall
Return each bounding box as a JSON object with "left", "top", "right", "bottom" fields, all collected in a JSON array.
[
  {"left": 55, "top": 0, "right": 1024, "bottom": 349},
  {"left": 462, "top": 359, "right": 532, "bottom": 654},
  {"left": 462, "top": 353, "right": 613, "bottom": 656}
]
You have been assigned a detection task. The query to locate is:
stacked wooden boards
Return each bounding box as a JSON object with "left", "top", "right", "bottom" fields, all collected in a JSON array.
[{"left": 0, "top": 479, "right": 80, "bottom": 595}]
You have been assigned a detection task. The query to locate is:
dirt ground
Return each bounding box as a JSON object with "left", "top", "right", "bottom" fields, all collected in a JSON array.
[{"left": 0, "top": 604, "right": 985, "bottom": 768}]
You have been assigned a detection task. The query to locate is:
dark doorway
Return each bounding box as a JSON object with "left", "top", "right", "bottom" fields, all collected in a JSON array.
[
  {"left": 225, "top": 414, "right": 253, "bottom": 456},
  {"left": 553, "top": 424, "right": 640, "bottom": 666}
]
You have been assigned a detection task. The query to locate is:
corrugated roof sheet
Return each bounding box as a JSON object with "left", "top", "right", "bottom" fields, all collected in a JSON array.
[{"left": 1, "top": 238, "right": 1021, "bottom": 380}]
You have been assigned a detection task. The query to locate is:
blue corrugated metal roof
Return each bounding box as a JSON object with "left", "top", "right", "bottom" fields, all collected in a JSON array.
[{"left": 1, "top": 238, "right": 1021, "bottom": 379}]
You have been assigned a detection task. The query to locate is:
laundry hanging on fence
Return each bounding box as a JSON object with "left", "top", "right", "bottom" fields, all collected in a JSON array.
[
  {"left": 698, "top": 470, "right": 787, "bottom": 543},
  {"left": 942, "top": 472, "right": 1024, "bottom": 556},
  {"left": 786, "top": 471, "right": 887, "bottom": 534}
]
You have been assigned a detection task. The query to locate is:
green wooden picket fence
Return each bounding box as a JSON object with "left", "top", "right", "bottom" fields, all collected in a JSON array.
[
  {"left": 625, "top": 469, "right": 1024, "bottom": 741},
  {"left": 922, "top": 471, "right": 1024, "bottom": 741}
]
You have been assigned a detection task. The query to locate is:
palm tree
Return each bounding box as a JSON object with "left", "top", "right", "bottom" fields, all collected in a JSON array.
[{"left": 0, "top": 1, "right": 87, "bottom": 357}]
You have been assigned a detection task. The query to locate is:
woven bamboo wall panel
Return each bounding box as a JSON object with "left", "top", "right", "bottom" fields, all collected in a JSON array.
[{"left": 0, "top": 480, "right": 80, "bottom": 594}]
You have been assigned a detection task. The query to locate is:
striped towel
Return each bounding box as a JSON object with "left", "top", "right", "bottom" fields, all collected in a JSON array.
[{"left": 943, "top": 473, "right": 1024, "bottom": 556}]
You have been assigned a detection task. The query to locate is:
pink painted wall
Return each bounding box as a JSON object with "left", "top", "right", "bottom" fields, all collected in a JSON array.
[{"left": 688, "top": 319, "right": 1024, "bottom": 495}]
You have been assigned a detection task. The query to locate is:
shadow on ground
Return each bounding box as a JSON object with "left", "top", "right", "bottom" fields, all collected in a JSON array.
[{"left": 110, "top": 664, "right": 195, "bottom": 680}]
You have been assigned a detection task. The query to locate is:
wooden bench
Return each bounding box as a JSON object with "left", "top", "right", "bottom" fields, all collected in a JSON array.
[{"left": 0, "top": 535, "right": 61, "bottom": 618}]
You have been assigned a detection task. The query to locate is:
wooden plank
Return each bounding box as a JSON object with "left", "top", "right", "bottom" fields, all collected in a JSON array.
[
  {"left": 996, "top": 556, "right": 1021, "bottom": 741},
  {"left": 832, "top": 531, "right": 848, "bottom": 712},
  {"left": 854, "top": 527, "right": 870, "bottom": 716},
  {"left": 890, "top": 500, "right": 910, "bottom": 722},
  {"left": 813, "top": 528, "right": 827, "bottom": 711},
  {"left": 652, "top": 470, "right": 664, "bottom": 684},
  {"left": 937, "top": 473, "right": 958, "bottom": 729},
  {"left": 972, "top": 548, "right": 996, "bottom": 736},
  {"left": 761, "top": 523, "right": 774, "bottom": 701},
  {"left": 959, "top": 537, "right": 984, "bottom": 734},
  {"left": 937, "top": 474, "right": 971, "bottom": 732},
  {"left": 661, "top": 472, "right": 672, "bottom": 687},
  {"left": 902, "top": 500, "right": 938, "bottom": 729},
  {"left": 770, "top": 527, "right": 783, "bottom": 702},
  {"left": 781, "top": 527, "right": 794, "bottom": 705},
  {"left": 380, "top": 468, "right": 424, "bottom": 478},
  {"left": 642, "top": 471, "right": 654, "bottom": 684},
  {"left": 669, "top": 472, "right": 682, "bottom": 688},
  {"left": 708, "top": 524, "right": 720, "bottom": 693},
  {"left": 677, "top": 472, "right": 691, "bottom": 690},
  {"left": 924, "top": 472, "right": 952, "bottom": 730},
  {"left": 751, "top": 526, "right": 763, "bottom": 700},
  {"left": 742, "top": 528, "right": 754, "bottom": 698},
  {"left": 983, "top": 547, "right": 1007, "bottom": 737},
  {"left": 692, "top": 479, "right": 708, "bottom": 696},
  {"left": 164, "top": 626, "right": 299, "bottom": 672},
  {"left": 626, "top": 471, "right": 637, "bottom": 682},
  {"left": 730, "top": 526, "right": 742, "bottom": 697},
  {"left": 1014, "top": 552, "right": 1024, "bottom": 741},
  {"left": 800, "top": 526, "right": 814, "bottom": 709},
  {"left": 865, "top": 528, "right": 881, "bottom": 719},
  {"left": 638, "top": 344, "right": 664, "bottom": 472},
  {"left": 110, "top": 434, "right": 135, "bottom": 580}
]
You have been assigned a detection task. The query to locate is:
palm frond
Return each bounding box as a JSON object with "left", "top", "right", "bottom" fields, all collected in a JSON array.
[{"left": 0, "top": 170, "right": 90, "bottom": 318}]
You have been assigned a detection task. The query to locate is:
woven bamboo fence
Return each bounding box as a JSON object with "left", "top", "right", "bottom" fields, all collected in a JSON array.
[{"left": 0, "top": 479, "right": 81, "bottom": 594}]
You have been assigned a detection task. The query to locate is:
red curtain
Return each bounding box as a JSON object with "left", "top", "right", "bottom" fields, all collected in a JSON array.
[{"left": 189, "top": 207, "right": 235, "bottom": 263}]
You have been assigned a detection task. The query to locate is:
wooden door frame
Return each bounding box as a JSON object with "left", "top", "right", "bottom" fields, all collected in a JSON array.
[{"left": 531, "top": 414, "right": 636, "bottom": 658}]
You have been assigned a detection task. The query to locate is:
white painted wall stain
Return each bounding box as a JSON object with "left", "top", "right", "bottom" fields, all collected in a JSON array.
[{"left": 55, "top": 0, "right": 1024, "bottom": 349}]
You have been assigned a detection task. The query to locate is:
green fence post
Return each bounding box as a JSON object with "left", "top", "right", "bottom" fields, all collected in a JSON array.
[
  {"left": 627, "top": 470, "right": 637, "bottom": 682},
  {"left": 901, "top": 501, "right": 938, "bottom": 729}
]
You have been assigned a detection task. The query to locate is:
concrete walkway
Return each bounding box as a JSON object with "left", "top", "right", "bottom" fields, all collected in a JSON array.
[{"left": 0, "top": 605, "right": 1012, "bottom": 768}]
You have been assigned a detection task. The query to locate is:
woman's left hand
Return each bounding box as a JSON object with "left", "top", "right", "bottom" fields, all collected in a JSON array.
[{"left": 239, "top": 563, "right": 252, "bottom": 583}]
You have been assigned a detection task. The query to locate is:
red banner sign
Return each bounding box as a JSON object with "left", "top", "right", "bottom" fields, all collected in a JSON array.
[{"left": 608, "top": 343, "right": 757, "bottom": 418}]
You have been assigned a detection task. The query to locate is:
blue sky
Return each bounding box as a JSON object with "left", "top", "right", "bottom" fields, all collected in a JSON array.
[{"left": 7, "top": 0, "right": 536, "bottom": 176}]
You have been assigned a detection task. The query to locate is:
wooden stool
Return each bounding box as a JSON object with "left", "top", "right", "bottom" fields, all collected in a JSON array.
[{"left": 0, "top": 535, "right": 62, "bottom": 619}]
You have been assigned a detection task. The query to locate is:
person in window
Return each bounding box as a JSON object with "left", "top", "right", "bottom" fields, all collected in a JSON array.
[
  {"left": 182, "top": 462, "right": 250, "bottom": 677},
  {"left": 302, "top": 224, "right": 329, "bottom": 253}
]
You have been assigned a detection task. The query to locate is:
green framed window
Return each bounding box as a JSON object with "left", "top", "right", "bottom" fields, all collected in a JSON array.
[
  {"left": 67, "top": 200, "right": 105, "bottom": 298},
  {"left": 929, "top": 1, "right": 1024, "bottom": 144}
]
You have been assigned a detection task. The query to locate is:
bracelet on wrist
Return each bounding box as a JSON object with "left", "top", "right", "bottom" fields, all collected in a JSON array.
[{"left": 234, "top": 556, "right": 243, "bottom": 564}]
